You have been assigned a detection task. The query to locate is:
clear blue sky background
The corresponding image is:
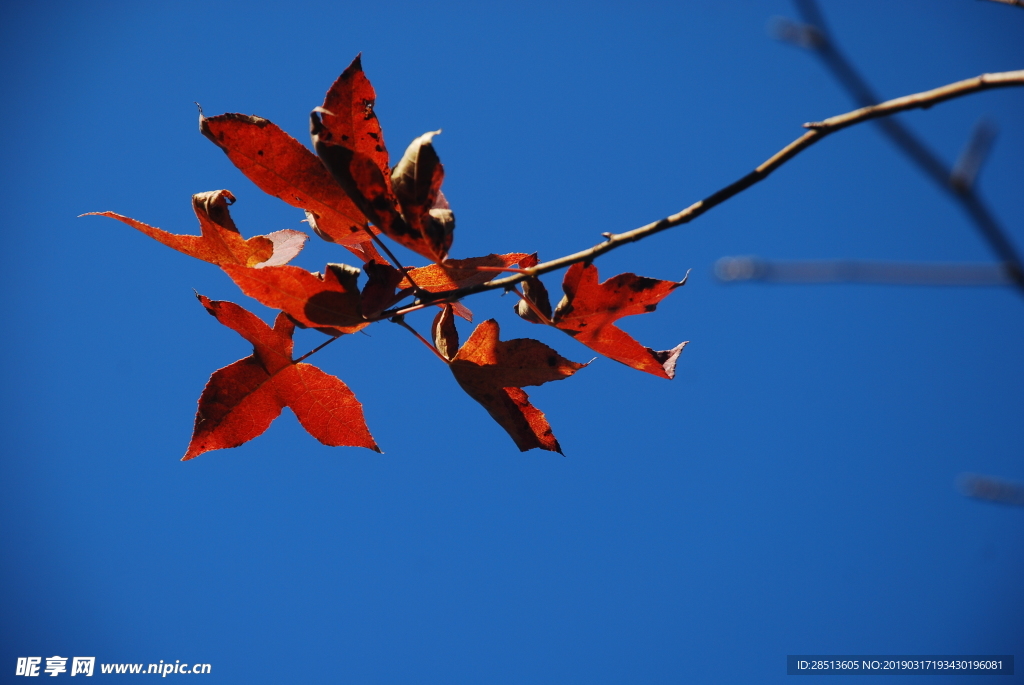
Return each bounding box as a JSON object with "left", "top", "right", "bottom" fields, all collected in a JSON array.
[{"left": 2, "top": 1, "right": 1022, "bottom": 682}]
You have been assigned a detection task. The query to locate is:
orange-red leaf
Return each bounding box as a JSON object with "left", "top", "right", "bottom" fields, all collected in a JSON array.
[
  {"left": 222, "top": 262, "right": 368, "bottom": 335},
  {"left": 448, "top": 319, "right": 585, "bottom": 453},
  {"left": 551, "top": 262, "right": 687, "bottom": 379},
  {"left": 86, "top": 190, "right": 306, "bottom": 267},
  {"left": 361, "top": 260, "right": 408, "bottom": 318},
  {"left": 400, "top": 253, "right": 530, "bottom": 291},
  {"left": 311, "top": 55, "right": 452, "bottom": 262},
  {"left": 184, "top": 296, "right": 378, "bottom": 459},
  {"left": 200, "top": 113, "right": 374, "bottom": 245}
]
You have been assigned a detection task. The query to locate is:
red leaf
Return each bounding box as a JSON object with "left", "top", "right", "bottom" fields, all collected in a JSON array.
[
  {"left": 400, "top": 253, "right": 530, "bottom": 292},
  {"left": 361, "top": 260, "right": 408, "bottom": 318},
  {"left": 512, "top": 253, "right": 553, "bottom": 324},
  {"left": 551, "top": 262, "right": 688, "bottom": 379},
  {"left": 343, "top": 239, "right": 390, "bottom": 266},
  {"left": 86, "top": 190, "right": 306, "bottom": 267},
  {"left": 448, "top": 319, "right": 585, "bottom": 453},
  {"left": 184, "top": 296, "right": 379, "bottom": 459},
  {"left": 200, "top": 113, "right": 375, "bottom": 245},
  {"left": 222, "top": 262, "right": 368, "bottom": 335},
  {"left": 310, "top": 55, "right": 452, "bottom": 262}
]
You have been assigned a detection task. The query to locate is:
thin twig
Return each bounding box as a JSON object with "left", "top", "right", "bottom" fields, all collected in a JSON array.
[
  {"left": 360, "top": 225, "right": 427, "bottom": 296},
  {"left": 293, "top": 334, "right": 341, "bottom": 364},
  {"left": 381, "top": 69, "right": 1024, "bottom": 311},
  {"left": 787, "top": 0, "right": 1024, "bottom": 291}
]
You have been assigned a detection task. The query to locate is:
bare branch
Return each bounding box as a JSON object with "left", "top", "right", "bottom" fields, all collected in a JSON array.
[
  {"left": 802, "top": 71, "right": 1024, "bottom": 132},
  {"left": 783, "top": 0, "right": 1024, "bottom": 293},
  {"left": 714, "top": 257, "right": 1014, "bottom": 287},
  {"left": 397, "top": 69, "right": 1024, "bottom": 311}
]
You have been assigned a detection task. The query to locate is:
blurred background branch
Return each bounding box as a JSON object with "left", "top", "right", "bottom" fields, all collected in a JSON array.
[
  {"left": 716, "top": 258, "right": 1011, "bottom": 286},
  {"left": 958, "top": 473, "right": 1024, "bottom": 507},
  {"left": 767, "top": 0, "right": 1024, "bottom": 292},
  {"left": 715, "top": 256, "right": 1014, "bottom": 286},
  {"left": 983, "top": 0, "right": 1024, "bottom": 9}
]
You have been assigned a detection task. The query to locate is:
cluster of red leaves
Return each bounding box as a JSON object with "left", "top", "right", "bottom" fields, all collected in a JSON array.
[{"left": 87, "top": 55, "right": 688, "bottom": 458}]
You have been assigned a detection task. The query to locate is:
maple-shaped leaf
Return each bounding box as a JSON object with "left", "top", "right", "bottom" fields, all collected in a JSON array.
[
  {"left": 200, "top": 112, "right": 375, "bottom": 246},
  {"left": 446, "top": 318, "right": 586, "bottom": 453},
  {"left": 222, "top": 262, "right": 368, "bottom": 335},
  {"left": 310, "top": 55, "right": 453, "bottom": 262},
  {"left": 544, "top": 262, "right": 688, "bottom": 379},
  {"left": 86, "top": 190, "right": 307, "bottom": 268},
  {"left": 400, "top": 253, "right": 530, "bottom": 292},
  {"left": 185, "top": 295, "right": 379, "bottom": 459}
]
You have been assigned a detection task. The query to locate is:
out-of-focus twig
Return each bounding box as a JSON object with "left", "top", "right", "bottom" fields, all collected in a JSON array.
[
  {"left": 982, "top": 0, "right": 1024, "bottom": 9},
  {"left": 958, "top": 473, "right": 1024, "bottom": 508},
  {"left": 774, "top": 0, "right": 1024, "bottom": 293},
  {"left": 384, "top": 69, "right": 1024, "bottom": 315},
  {"left": 950, "top": 120, "right": 998, "bottom": 192},
  {"left": 715, "top": 256, "right": 1013, "bottom": 286}
]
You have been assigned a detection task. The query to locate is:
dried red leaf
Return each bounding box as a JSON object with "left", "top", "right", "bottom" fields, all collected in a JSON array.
[
  {"left": 551, "top": 262, "right": 688, "bottom": 379},
  {"left": 86, "top": 190, "right": 306, "bottom": 268},
  {"left": 448, "top": 319, "right": 585, "bottom": 453},
  {"left": 222, "top": 262, "right": 368, "bottom": 335},
  {"left": 512, "top": 253, "right": 553, "bottom": 324},
  {"left": 361, "top": 260, "right": 409, "bottom": 318},
  {"left": 184, "top": 296, "right": 378, "bottom": 459},
  {"left": 310, "top": 55, "right": 452, "bottom": 262},
  {"left": 343, "top": 239, "right": 390, "bottom": 266},
  {"left": 432, "top": 304, "right": 460, "bottom": 361},
  {"left": 390, "top": 131, "right": 454, "bottom": 260},
  {"left": 200, "top": 113, "right": 374, "bottom": 245},
  {"left": 400, "top": 253, "right": 530, "bottom": 291}
]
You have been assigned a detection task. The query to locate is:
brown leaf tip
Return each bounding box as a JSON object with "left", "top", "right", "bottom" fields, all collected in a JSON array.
[{"left": 650, "top": 341, "right": 688, "bottom": 380}]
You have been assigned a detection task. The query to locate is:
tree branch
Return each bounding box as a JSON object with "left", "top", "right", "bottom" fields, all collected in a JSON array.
[
  {"left": 782, "top": 0, "right": 1024, "bottom": 291},
  {"left": 395, "top": 69, "right": 1024, "bottom": 311}
]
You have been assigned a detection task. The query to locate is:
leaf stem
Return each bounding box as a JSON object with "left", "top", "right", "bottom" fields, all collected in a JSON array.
[
  {"left": 472, "top": 266, "right": 532, "bottom": 274},
  {"left": 361, "top": 226, "right": 428, "bottom": 297},
  {"left": 391, "top": 315, "right": 449, "bottom": 363},
  {"left": 293, "top": 334, "right": 341, "bottom": 364}
]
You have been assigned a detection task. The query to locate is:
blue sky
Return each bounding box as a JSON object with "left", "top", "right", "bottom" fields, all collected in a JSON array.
[{"left": 2, "top": 1, "right": 1023, "bottom": 682}]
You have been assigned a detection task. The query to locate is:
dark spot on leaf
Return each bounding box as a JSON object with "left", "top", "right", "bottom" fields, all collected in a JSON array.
[
  {"left": 257, "top": 150, "right": 264, "bottom": 156},
  {"left": 629, "top": 277, "right": 659, "bottom": 292},
  {"left": 644, "top": 304, "right": 657, "bottom": 312},
  {"left": 375, "top": 145, "right": 383, "bottom": 152},
  {"left": 368, "top": 132, "right": 379, "bottom": 140}
]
